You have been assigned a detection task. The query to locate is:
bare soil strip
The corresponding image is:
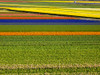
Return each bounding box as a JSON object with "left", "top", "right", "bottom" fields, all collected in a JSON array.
[
  {"left": 0, "top": 32, "right": 100, "bottom": 35},
  {"left": 0, "top": 64, "right": 100, "bottom": 69}
]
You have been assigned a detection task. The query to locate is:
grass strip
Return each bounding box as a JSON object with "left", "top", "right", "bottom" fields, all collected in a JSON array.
[{"left": 0, "top": 25, "right": 100, "bottom": 32}]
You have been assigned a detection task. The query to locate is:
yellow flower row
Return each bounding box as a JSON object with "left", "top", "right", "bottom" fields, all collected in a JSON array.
[
  {"left": 1, "top": 7, "right": 100, "bottom": 18},
  {"left": 29, "top": 1, "right": 100, "bottom": 3}
]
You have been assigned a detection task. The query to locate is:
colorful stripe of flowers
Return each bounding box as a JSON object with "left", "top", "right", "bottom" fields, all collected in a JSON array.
[
  {"left": 0, "top": 32, "right": 100, "bottom": 35},
  {"left": 1, "top": 7, "right": 100, "bottom": 18}
]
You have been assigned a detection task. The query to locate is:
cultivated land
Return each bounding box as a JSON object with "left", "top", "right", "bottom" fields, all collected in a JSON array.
[
  {"left": 0, "top": 2, "right": 100, "bottom": 8},
  {"left": 0, "top": 2, "right": 100, "bottom": 18},
  {"left": 0, "top": 0, "right": 100, "bottom": 74},
  {"left": 0, "top": 1, "right": 100, "bottom": 18},
  {"left": 0, "top": 25, "right": 100, "bottom": 32},
  {"left": 0, "top": 35, "right": 100, "bottom": 74}
]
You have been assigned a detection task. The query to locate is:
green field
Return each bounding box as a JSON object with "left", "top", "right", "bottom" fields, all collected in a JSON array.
[
  {"left": 0, "top": 0, "right": 100, "bottom": 74},
  {"left": 0, "top": 2, "right": 100, "bottom": 8},
  {"left": 0, "top": 25, "right": 100, "bottom": 32},
  {"left": 0, "top": 35, "right": 100, "bottom": 74}
]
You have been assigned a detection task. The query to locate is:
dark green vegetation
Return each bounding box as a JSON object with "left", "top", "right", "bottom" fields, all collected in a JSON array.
[
  {"left": 0, "top": 67, "right": 100, "bottom": 74},
  {"left": 0, "top": 1, "right": 100, "bottom": 74},
  {"left": 0, "top": 25, "right": 100, "bottom": 32},
  {"left": 0, "top": 35, "right": 100, "bottom": 74}
]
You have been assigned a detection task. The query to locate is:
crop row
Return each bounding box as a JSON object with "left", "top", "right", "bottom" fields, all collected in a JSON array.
[
  {"left": 1, "top": 7, "right": 100, "bottom": 18},
  {"left": 0, "top": 17, "right": 78, "bottom": 19},
  {"left": 0, "top": 35, "right": 100, "bottom": 66},
  {"left": 0, "top": 32, "right": 100, "bottom": 35},
  {"left": 0, "top": 25, "right": 100, "bottom": 32},
  {"left": 1, "top": 0, "right": 100, "bottom": 3},
  {"left": 0, "top": 35, "right": 100, "bottom": 73}
]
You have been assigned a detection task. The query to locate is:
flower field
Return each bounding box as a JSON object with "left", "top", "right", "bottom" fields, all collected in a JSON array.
[
  {"left": 1, "top": 0, "right": 100, "bottom": 3},
  {"left": 0, "top": 35, "right": 100, "bottom": 74},
  {"left": 1, "top": 7, "right": 100, "bottom": 18},
  {"left": 0, "top": 0, "right": 100, "bottom": 74}
]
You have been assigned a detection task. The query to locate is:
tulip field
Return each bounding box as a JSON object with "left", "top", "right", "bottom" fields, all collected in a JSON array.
[
  {"left": 0, "top": 0, "right": 100, "bottom": 74},
  {"left": 0, "top": 35, "right": 100, "bottom": 74},
  {"left": 1, "top": 7, "right": 100, "bottom": 18}
]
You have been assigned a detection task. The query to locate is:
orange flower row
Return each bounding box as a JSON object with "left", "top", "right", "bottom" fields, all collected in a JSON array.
[
  {"left": 0, "top": 17, "right": 78, "bottom": 19},
  {"left": 0, "top": 32, "right": 100, "bottom": 35}
]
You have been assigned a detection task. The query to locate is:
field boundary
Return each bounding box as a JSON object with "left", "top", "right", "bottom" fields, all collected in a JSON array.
[
  {"left": 0, "top": 64, "right": 100, "bottom": 69},
  {"left": 0, "top": 32, "right": 100, "bottom": 35}
]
